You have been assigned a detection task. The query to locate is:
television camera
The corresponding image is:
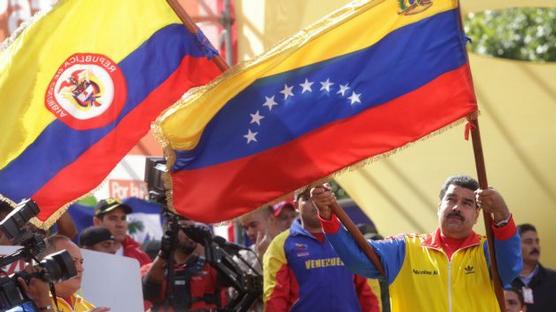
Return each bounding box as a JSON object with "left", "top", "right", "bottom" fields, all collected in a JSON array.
[
  {"left": 144, "top": 158, "right": 263, "bottom": 312},
  {"left": 0, "top": 199, "right": 77, "bottom": 311}
]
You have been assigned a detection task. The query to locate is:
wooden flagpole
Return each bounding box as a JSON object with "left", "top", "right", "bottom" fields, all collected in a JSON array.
[
  {"left": 456, "top": 0, "right": 505, "bottom": 306},
  {"left": 468, "top": 116, "right": 506, "bottom": 310},
  {"left": 330, "top": 202, "right": 385, "bottom": 276},
  {"left": 167, "top": 0, "right": 385, "bottom": 276},
  {"left": 166, "top": 0, "right": 229, "bottom": 71}
]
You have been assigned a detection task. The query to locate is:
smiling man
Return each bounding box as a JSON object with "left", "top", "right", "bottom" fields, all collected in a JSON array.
[{"left": 312, "top": 175, "right": 522, "bottom": 312}]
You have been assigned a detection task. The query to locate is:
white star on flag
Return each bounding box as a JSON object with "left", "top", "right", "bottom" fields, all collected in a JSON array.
[
  {"left": 244, "top": 129, "right": 258, "bottom": 144},
  {"left": 348, "top": 91, "right": 361, "bottom": 105},
  {"left": 299, "top": 79, "right": 314, "bottom": 94},
  {"left": 280, "top": 84, "right": 294, "bottom": 99},
  {"left": 250, "top": 110, "right": 264, "bottom": 125},
  {"left": 263, "top": 96, "right": 278, "bottom": 111},
  {"left": 320, "top": 79, "right": 334, "bottom": 92},
  {"left": 337, "top": 84, "right": 350, "bottom": 96}
]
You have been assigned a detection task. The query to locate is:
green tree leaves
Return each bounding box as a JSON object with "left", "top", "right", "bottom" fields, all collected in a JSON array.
[{"left": 464, "top": 8, "right": 556, "bottom": 62}]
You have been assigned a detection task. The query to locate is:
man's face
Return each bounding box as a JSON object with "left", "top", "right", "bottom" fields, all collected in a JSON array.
[
  {"left": 298, "top": 196, "right": 321, "bottom": 230},
  {"left": 89, "top": 240, "right": 117, "bottom": 254},
  {"left": 94, "top": 207, "right": 128, "bottom": 243},
  {"left": 54, "top": 240, "right": 85, "bottom": 297},
  {"left": 520, "top": 230, "right": 540, "bottom": 266},
  {"left": 273, "top": 208, "right": 297, "bottom": 233},
  {"left": 438, "top": 184, "right": 479, "bottom": 239},
  {"left": 240, "top": 213, "right": 267, "bottom": 243},
  {"left": 504, "top": 290, "right": 525, "bottom": 312},
  {"left": 177, "top": 220, "right": 198, "bottom": 254}
]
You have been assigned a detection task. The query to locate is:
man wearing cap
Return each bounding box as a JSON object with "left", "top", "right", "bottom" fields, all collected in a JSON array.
[
  {"left": 93, "top": 198, "right": 151, "bottom": 266},
  {"left": 79, "top": 226, "right": 117, "bottom": 254},
  {"left": 270, "top": 201, "right": 297, "bottom": 234}
]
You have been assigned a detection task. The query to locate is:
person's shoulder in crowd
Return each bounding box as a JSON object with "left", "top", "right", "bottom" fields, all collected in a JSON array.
[
  {"left": 267, "top": 228, "right": 293, "bottom": 251},
  {"left": 53, "top": 293, "right": 95, "bottom": 312},
  {"left": 122, "top": 234, "right": 152, "bottom": 266}
]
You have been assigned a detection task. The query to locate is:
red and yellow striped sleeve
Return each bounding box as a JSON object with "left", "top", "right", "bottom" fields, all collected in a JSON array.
[{"left": 263, "top": 230, "right": 298, "bottom": 311}]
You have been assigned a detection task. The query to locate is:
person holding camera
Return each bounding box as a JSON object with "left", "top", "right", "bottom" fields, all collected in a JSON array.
[
  {"left": 12, "top": 270, "right": 52, "bottom": 312},
  {"left": 141, "top": 220, "right": 226, "bottom": 312},
  {"left": 42, "top": 235, "right": 110, "bottom": 312}
]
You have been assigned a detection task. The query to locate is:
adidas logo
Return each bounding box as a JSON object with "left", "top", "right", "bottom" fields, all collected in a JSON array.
[{"left": 464, "top": 265, "right": 475, "bottom": 274}]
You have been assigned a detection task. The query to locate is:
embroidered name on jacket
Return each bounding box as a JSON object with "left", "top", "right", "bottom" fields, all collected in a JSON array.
[
  {"left": 412, "top": 268, "right": 439, "bottom": 275},
  {"left": 305, "top": 257, "right": 345, "bottom": 270}
]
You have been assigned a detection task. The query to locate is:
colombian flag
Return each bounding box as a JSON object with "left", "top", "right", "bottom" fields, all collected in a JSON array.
[
  {"left": 156, "top": 0, "right": 477, "bottom": 222},
  {"left": 0, "top": 0, "right": 222, "bottom": 225}
]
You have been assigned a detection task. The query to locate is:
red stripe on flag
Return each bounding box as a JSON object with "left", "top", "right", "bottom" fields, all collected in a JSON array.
[
  {"left": 33, "top": 56, "right": 222, "bottom": 220},
  {"left": 171, "top": 65, "right": 477, "bottom": 222}
]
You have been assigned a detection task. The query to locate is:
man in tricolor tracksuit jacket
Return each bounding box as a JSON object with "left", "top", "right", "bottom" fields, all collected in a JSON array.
[
  {"left": 263, "top": 191, "right": 379, "bottom": 312},
  {"left": 312, "top": 175, "right": 522, "bottom": 312}
]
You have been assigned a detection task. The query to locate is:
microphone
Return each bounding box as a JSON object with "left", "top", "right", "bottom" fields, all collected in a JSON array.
[{"left": 213, "top": 236, "right": 249, "bottom": 254}]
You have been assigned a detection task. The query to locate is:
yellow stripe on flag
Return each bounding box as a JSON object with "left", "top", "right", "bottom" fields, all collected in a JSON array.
[
  {"left": 0, "top": 0, "right": 180, "bottom": 168},
  {"left": 158, "top": 0, "right": 458, "bottom": 151}
]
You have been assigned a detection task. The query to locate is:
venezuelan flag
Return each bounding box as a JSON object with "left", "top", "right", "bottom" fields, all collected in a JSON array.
[
  {"left": 156, "top": 0, "right": 477, "bottom": 222},
  {"left": 0, "top": 0, "right": 222, "bottom": 225}
]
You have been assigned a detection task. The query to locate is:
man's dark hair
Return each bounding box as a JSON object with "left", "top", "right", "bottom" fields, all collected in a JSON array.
[
  {"left": 439, "top": 175, "right": 479, "bottom": 200},
  {"left": 294, "top": 187, "right": 311, "bottom": 202},
  {"left": 504, "top": 287, "right": 525, "bottom": 306},
  {"left": 517, "top": 223, "right": 537, "bottom": 235}
]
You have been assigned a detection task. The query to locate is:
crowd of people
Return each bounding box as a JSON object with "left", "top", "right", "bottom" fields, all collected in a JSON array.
[{"left": 1, "top": 175, "right": 555, "bottom": 311}]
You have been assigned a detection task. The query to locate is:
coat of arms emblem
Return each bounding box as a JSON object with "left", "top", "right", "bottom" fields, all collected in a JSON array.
[{"left": 398, "top": 0, "right": 433, "bottom": 15}]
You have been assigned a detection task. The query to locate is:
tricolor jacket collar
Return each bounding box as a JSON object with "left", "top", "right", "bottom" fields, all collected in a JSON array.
[
  {"left": 290, "top": 218, "right": 323, "bottom": 242},
  {"left": 422, "top": 228, "right": 482, "bottom": 251}
]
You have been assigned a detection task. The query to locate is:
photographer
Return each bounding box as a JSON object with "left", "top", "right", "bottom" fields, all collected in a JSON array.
[
  {"left": 42, "top": 235, "right": 110, "bottom": 312},
  {"left": 141, "top": 220, "right": 227, "bottom": 312},
  {"left": 1, "top": 197, "right": 107, "bottom": 312},
  {"left": 12, "top": 269, "right": 51, "bottom": 312}
]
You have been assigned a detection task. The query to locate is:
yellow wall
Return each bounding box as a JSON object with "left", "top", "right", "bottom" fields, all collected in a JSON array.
[{"left": 335, "top": 54, "right": 556, "bottom": 267}]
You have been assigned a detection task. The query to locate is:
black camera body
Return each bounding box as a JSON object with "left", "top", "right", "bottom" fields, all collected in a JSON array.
[
  {"left": 144, "top": 157, "right": 168, "bottom": 206},
  {"left": 143, "top": 158, "right": 263, "bottom": 312},
  {"left": 0, "top": 199, "right": 77, "bottom": 311},
  {"left": 179, "top": 221, "right": 263, "bottom": 312}
]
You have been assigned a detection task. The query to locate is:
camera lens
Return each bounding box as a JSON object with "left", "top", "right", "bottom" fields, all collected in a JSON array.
[
  {"left": 0, "top": 199, "right": 40, "bottom": 241},
  {"left": 39, "top": 250, "right": 77, "bottom": 283}
]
